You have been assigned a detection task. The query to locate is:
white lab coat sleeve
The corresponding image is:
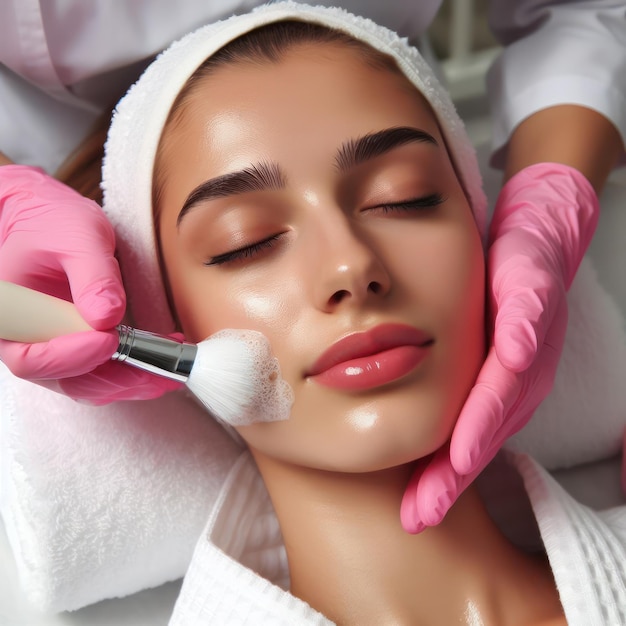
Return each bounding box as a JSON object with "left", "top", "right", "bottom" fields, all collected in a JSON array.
[
  {"left": 0, "top": 0, "right": 437, "bottom": 174},
  {"left": 0, "top": 0, "right": 269, "bottom": 172},
  {"left": 487, "top": 0, "right": 626, "bottom": 168}
]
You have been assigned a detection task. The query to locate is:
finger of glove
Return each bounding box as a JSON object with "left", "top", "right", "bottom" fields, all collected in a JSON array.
[
  {"left": 402, "top": 445, "right": 476, "bottom": 530},
  {"left": 0, "top": 236, "right": 74, "bottom": 300},
  {"left": 501, "top": 335, "right": 565, "bottom": 445},
  {"left": 449, "top": 347, "right": 521, "bottom": 474},
  {"left": 493, "top": 282, "right": 562, "bottom": 372},
  {"left": 454, "top": 299, "right": 568, "bottom": 475},
  {"left": 0, "top": 173, "right": 126, "bottom": 329},
  {"left": 400, "top": 456, "right": 432, "bottom": 533},
  {"left": 62, "top": 253, "right": 126, "bottom": 330},
  {"left": 477, "top": 299, "right": 568, "bottom": 466},
  {"left": 490, "top": 249, "right": 560, "bottom": 371},
  {"left": 472, "top": 408, "right": 537, "bottom": 475},
  {"left": 0, "top": 236, "right": 125, "bottom": 331},
  {"left": 59, "top": 361, "right": 184, "bottom": 404},
  {"left": 0, "top": 331, "right": 119, "bottom": 380},
  {"left": 52, "top": 206, "right": 126, "bottom": 329}
]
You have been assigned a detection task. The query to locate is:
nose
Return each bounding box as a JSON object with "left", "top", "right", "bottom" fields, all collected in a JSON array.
[{"left": 311, "top": 216, "right": 391, "bottom": 312}]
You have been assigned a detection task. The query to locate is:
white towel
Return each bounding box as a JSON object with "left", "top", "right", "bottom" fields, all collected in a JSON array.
[
  {"left": 0, "top": 379, "right": 243, "bottom": 611},
  {"left": 507, "top": 257, "right": 626, "bottom": 468}
]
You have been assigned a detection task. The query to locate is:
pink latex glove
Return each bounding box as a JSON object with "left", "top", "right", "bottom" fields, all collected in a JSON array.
[
  {"left": 401, "top": 162, "right": 600, "bottom": 533},
  {"left": 0, "top": 165, "right": 182, "bottom": 403}
]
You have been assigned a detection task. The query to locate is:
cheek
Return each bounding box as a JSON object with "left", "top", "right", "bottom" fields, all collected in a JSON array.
[
  {"left": 390, "top": 215, "right": 486, "bottom": 393},
  {"left": 424, "top": 223, "right": 486, "bottom": 421},
  {"left": 419, "top": 220, "right": 485, "bottom": 351},
  {"left": 164, "top": 257, "right": 308, "bottom": 389},
  {"left": 431, "top": 229, "right": 485, "bottom": 329},
  {"left": 389, "top": 217, "right": 485, "bottom": 320},
  {"left": 173, "top": 270, "right": 296, "bottom": 334}
]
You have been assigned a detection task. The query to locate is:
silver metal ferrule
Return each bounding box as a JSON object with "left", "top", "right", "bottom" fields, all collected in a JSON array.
[{"left": 112, "top": 325, "right": 197, "bottom": 382}]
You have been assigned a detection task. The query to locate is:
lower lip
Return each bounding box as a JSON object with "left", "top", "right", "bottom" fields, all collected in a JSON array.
[{"left": 311, "top": 345, "right": 429, "bottom": 391}]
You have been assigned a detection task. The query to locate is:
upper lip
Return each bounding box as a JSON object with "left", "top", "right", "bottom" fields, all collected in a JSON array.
[{"left": 306, "top": 323, "right": 434, "bottom": 377}]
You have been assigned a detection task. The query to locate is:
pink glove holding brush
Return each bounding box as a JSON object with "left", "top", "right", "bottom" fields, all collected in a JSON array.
[
  {"left": 0, "top": 165, "right": 181, "bottom": 402},
  {"left": 401, "top": 163, "right": 600, "bottom": 533}
]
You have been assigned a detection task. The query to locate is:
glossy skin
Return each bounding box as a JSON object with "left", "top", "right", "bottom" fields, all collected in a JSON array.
[{"left": 156, "top": 43, "right": 486, "bottom": 474}]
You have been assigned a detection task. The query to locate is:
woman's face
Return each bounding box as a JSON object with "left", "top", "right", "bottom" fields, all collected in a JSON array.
[{"left": 157, "top": 42, "right": 485, "bottom": 472}]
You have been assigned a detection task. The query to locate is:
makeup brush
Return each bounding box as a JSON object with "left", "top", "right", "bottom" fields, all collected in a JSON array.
[{"left": 0, "top": 281, "right": 292, "bottom": 426}]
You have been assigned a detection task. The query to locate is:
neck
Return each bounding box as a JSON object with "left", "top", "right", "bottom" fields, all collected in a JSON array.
[{"left": 251, "top": 451, "right": 564, "bottom": 626}]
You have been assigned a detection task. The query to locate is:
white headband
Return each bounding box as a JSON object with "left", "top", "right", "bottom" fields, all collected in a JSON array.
[{"left": 102, "top": 1, "right": 486, "bottom": 334}]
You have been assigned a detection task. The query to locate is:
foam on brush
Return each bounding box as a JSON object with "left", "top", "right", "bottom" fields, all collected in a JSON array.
[{"left": 188, "top": 329, "right": 293, "bottom": 427}]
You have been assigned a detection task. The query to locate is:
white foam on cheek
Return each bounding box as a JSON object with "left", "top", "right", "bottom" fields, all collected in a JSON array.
[
  {"left": 190, "top": 329, "right": 293, "bottom": 427},
  {"left": 236, "top": 329, "right": 294, "bottom": 426}
]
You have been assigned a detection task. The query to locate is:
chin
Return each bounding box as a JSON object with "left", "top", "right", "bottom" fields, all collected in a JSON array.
[{"left": 239, "top": 387, "right": 461, "bottom": 473}]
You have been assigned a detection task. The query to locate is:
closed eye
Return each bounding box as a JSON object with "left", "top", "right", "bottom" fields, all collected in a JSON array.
[
  {"left": 205, "top": 233, "right": 283, "bottom": 266},
  {"left": 371, "top": 193, "right": 446, "bottom": 214}
]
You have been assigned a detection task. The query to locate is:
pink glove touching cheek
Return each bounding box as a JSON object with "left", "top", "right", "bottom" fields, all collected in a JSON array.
[
  {"left": 0, "top": 165, "right": 182, "bottom": 402},
  {"left": 401, "top": 163, "right": 600, "bottom": 533}
]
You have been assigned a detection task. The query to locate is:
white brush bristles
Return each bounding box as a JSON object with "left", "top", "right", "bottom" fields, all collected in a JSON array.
[{"left": 187, "top": 329, "right": 294, "bottom": 427}]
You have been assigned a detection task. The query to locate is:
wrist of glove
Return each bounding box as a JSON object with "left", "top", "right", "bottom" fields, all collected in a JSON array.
[{"left": 489, "top": 162, "right": 599, "bottom": 290}]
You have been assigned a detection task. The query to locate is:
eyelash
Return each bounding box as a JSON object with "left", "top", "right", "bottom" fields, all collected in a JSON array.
[
  {"left": 205, "top": 193, "right": 445, "bottom": 266},
  {"left": 372, "top": 193, "right": 446, "bottom": 214},
  {"left": 205, "top": 233, "right": 282, "bottom": 266}
]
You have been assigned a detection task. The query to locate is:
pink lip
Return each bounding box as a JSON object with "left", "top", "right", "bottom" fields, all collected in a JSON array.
[{"left": 307, "top": 323, "right": 434, "bottom": 391}]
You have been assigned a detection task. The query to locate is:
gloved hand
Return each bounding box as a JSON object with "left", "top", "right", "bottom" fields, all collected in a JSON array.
[
  {"left": 401, "top": 162, "right": 600, "bottom": 533},
  {"left": 0, "top": 165, "right": 182, "bottom": 403}
]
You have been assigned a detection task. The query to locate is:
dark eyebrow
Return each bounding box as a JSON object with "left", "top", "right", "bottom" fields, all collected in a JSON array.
[
  {"left": 335, "top": 126, "right": 438, "bottom": 172},
  {"left": 177, "top": 161, "right": 286, "bottom": 226}
]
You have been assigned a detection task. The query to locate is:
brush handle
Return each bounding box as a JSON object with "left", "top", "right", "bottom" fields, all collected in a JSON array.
[
  {"left": 0, "top": 281, "right": 196, "bottom": 383},
  {"left": 0, "top": 280, "right": 92, "bottom": 342}
]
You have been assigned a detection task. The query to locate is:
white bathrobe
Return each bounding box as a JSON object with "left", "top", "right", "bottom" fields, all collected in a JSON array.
[{"left": 168, "top": 451, "right": 626, "bottom": 626}]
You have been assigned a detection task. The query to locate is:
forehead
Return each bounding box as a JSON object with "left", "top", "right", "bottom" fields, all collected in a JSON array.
[
  {"left": 155, "top": 42, "right": 443, "bottom": 207},
  {"left": 168, "top": 41, "right": 438, "bottom": 144}
]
